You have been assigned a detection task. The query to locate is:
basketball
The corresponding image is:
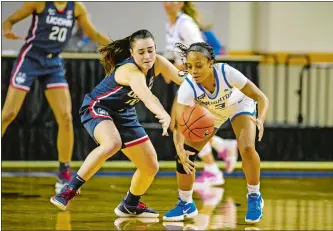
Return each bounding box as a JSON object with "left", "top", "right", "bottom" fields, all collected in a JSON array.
[{"left": 178, "top": 106, "right": 215, "bottom": 142}]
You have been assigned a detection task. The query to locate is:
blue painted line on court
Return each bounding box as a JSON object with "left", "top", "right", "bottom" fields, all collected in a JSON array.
[{"left": 2, "top": 171, "right": 333, "bottom": 178}]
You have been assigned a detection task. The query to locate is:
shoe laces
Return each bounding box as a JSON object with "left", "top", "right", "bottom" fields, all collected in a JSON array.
[
  {"left": 247, "top": 195, "right": 261, "bottom": 211},
  {"left": 137, "top": 201, "right": 147, "bottom": 209},
  {"left": 175, "top": 199, "right": 187, "bottom": 207}
]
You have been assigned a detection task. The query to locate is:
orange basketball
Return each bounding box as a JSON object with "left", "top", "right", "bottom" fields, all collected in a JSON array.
[{"left": 178, "top": 105, "right": 215, "bottom": 142}]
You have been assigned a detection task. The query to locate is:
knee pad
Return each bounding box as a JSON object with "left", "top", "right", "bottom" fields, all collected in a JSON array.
[
  {"left": 176, "top": 144, "right": 199, "bottom": 174},
  {"left": 197, "top": 142, "right": 212, "bottom": 158}
]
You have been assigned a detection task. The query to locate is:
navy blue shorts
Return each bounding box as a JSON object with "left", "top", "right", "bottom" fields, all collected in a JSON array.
[
  {"left": 80, "top": 96, "right": 149, "bottom": 149},
  {"left": 9, "top": 45, "right": 68, "bottom": 92}
]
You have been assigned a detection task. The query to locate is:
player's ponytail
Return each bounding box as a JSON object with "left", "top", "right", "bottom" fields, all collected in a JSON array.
[
  {"left": 181, "top": 2, "right": 211, "bottom": 31},
  {"left": 99, "top": 29, "right": 155, "bottom": 76},
  {"left": 99, "top": 37, "right": 131, "bottom": 75}
]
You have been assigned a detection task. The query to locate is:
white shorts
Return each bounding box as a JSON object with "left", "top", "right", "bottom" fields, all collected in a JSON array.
[{"left": 214, "top": 96, "right": 257, "bottom": 129}]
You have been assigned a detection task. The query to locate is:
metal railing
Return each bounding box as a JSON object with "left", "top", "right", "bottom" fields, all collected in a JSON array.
[
  {"left": 284, "top": 54, "right": 311, "bottom": 124},
  {"left": 297, "top": 63, "right": 333, "bottom": 125},
  {"left": 256, "top": 52, "right": 279, "bottom": 121}
]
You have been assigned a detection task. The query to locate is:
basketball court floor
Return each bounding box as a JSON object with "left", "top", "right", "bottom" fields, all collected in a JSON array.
[{"left": 2, "top": 165, "right": 333, "bottom": 230}]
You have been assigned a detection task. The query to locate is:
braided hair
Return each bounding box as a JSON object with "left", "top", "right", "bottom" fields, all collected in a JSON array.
[
  {"left": 175, "top": 42, "right": 215, "bottom": 62},
  {"left": 175, "top": 42, "right": 215, "bottom": 76}
]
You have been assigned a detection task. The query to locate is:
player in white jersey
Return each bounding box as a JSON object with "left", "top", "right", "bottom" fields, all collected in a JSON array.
[
  {"left": 163, "top": 1, "right": 238, "bottom": 187},
  {"left": 164, "top": 2, "right": 203, "bottom": 67},
  {"left": 163, "top": 42, "right": 269, "bottom": 224}
]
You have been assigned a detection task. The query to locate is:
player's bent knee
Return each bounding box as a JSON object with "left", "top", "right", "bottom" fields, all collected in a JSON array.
[
  {"left": 239, "top": 144, "right": 256, "bottom": 156},
  {"left": 176, "top": 159, "right": 187, "bottom": 174},
  {"left": 144, "top": 161, "right": 159, "bottom": 176},
  {"left": 59, "top": 111, "right": 73, "bottom": 127},
  {"left": 176, "top": 144, "right": 198, "bottom": 174},
  {"left": 100, "top": 140, "right": 122, "bottom": 158},
  {"left": 2, "top": 110, "right": 16, "bottom": 123}
]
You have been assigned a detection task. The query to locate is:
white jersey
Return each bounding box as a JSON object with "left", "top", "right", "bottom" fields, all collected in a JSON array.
[
  {"left": 178, "top": 63, "right": 256, "bottom": 128},
  {"left": 165, "top": 13, "right": 204, "bottom": 65}
]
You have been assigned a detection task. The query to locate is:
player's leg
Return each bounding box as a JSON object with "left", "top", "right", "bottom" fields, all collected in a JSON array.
[
  {"left": 50, "top": 119, "right": 122, "bottom": 210},
  {"left": 44, "top": 86, "right": 74, "bottom": 191},
  {"left": 42, "top": 69, "right": 73, "bottom": 191},
  {"left": 231, "top": 114, "right": 263, "bottom": 223},
  {"left": 114, "top": 138, "right": 159, "bottom": 218},
  {"left": 2, "top": 86, "right": 28, "bottom": 136},
  {"left": 2, "top": 54, "right": 34, "bottom": 136},
  {"left": 210, "top": 135, "right": 238, "bottom": 173},
  {"left": 163, "top": 132, "right": 216, "bottom": 221},
  {"left": 195, "top": 142, "right": 224, "bottom": 186}
]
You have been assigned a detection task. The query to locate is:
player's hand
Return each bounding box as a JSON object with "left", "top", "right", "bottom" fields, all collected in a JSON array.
[
  {"left": 156, "top": 113, "right": 171, "bottom": 136},
  {"left": 3, "top": 31, "right": 23, "bottom": 40},
  {"left": 177, "top": 148, "right": 196, "bottom": 174},
  {"left": 250, "top": 117, "right": 264, "bottom": 141}
]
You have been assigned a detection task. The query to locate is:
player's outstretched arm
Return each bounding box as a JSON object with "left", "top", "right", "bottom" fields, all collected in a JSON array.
[
  {"left": 123, "top": 65, "right": 170, "bottom": 136},
  {"left": 75, "top": 2, "right": 112, "bottom": 46},
  {"left": 173, "top": 102, "right": 188, "bottom": 152},
  {"left": 155, "top": 54, "right": 184, "bottom": 85},
  {"left": 173, "top": 102, "right": 196, "bottom": 174},
  {"left": 227, "top": 64, "right": 269, "bottom": 141},
  {"left": 2, "top": 2, "right": 38, "bottom": 40},
  {"left": 240, "top": 80, "right": 269, "bottom": 141}
]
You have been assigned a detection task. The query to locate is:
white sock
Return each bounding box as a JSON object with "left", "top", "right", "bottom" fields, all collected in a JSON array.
[
  {"left": 210, "top": 136, "right": 225, "bottom": 152},
  {"left": 247, "top": 183, "right": 260, "bottom": 194},
  {"left": 179, "top": 189, "right": 193, "bottom": 203},
  {"left": 198, "top": 143, "right": 212, "bottom": 158},
  {"left": 204, "top": 163, "right": 220, "bottom": 175}
]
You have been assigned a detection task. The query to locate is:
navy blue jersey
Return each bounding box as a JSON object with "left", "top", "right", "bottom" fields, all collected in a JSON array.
[
  {"left": 84, "top": 58, "right": 155, "bottom": 112},
  {"left": 25, "top": 2, "right": 75, "bottom": 54}
]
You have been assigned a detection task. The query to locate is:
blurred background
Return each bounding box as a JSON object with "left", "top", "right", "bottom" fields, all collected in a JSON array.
[
  {"left": 1, "top": 2, "right": 333, "bottom": 231},
  {"left": 2, "top": 1, "right": 333, "bottom": 162}
]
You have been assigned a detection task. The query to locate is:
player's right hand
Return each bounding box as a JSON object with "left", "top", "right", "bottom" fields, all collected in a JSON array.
[
  {"left": 177, "top": 148, "right": 196, "bottom": 174},
  {"left": 156, "top": 113, "right": 171, "bottom": 136},
  {"left": 3, "top": 31, "right": 22, "bottom": 40}
]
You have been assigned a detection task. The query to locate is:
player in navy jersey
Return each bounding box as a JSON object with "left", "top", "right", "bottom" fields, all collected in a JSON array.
[
  {"left": 163, "top": 43, "right": 269, "bottom": 223},
  {"left": 50, "top": 29, "right": 184, "bottom": 217},
  {"left": 2, "top": 1, "right": 111, "bottom": 193}
]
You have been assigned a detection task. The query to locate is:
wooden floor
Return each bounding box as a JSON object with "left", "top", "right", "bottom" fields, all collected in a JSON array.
[{"left": 2, "top": 172, "right": 333, "bottom": 230}]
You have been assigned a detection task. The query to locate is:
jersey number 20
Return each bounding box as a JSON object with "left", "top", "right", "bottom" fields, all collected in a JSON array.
[{"left": 49, "top": 26, "right": 67, "bottom": 42}]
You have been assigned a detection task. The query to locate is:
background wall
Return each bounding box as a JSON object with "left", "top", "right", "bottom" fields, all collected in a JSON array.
[
  {"left": 227, "top": 2, "right": 333, "bottom": 53},
  {"left": 2, "top": 2, "right": 333, "bottom": 125}
]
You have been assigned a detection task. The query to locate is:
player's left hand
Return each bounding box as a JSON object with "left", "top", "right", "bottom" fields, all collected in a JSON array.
[
  {"left": 250, "top": 117, "right": 264, "bottom": 141},
  {"left": 156, "top": 113, "right": 171, "bottom": 136},
  {"left": 3, "top": 31, "right": 23, "bottom": 40}
]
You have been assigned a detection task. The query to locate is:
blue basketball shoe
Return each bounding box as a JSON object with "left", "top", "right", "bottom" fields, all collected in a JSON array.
[
  {"left": 163, "top": 198, "right": 198, "bottom": 221},
  {"left": 245, "top": 193, "right": 264, "bottom": 223}
]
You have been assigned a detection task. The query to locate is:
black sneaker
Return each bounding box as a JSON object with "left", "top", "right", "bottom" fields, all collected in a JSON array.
[{"left": 114, "top": 200, "right": 159, "bottom": 218}]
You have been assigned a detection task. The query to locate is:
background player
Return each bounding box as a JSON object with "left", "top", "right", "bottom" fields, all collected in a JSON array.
[
  {"left": 163, "top": 42, "right": 269, "bottom": 223},
  {"left": 1, "top": 1, "right": 111, "bottom": 193},
  {"left": 50, "top": 29, "right": 184, "bottom": 218},
  {"left": 163, "top": 1, "right": 238, "bottom": 186}
]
